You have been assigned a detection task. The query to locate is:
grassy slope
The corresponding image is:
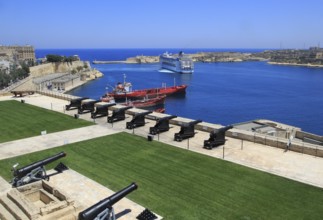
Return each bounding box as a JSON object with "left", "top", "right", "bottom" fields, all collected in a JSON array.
[
  {"left": 0, "top": 100, "right": 93, "bottom": 143},
  {"left": 0, "top": 132, "right": 322, "bottom": 220}
]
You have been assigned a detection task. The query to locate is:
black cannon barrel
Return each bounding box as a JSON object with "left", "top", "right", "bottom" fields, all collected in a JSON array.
[
  {"left": 117, "top": 106, "right": 133, "bottom": 112},
  {"left": 188, "top": 119, "right": 203, "bottom": 126},
  {"left": 134, "top": 111, "right": 152, "bottom": 117},
  {"left": 218, "top": 125, "right": 234, "bottom": 133},
  {"left": 79, "top": 182, "right": 138, "bottom": 220},
  {"left": 14, "top": 152, "right": 66, "bottom": 178},
  {"left": 159, "top": 115, "right": 177, "bottom": 122},
  {"left": 72, "top": 97, "right": 88, "bottom": 102},
  {"left": 150, "top": 115, "right": 177, "bottom": 135},
  {"left": 91, "top": 103, "right": 116, "bottom": 118},
  {"left": 98, "top": 103, "right": 116, "bottom": 108},
  {"left": 66, "top": 97, "right": 89, "bottom": 110}
]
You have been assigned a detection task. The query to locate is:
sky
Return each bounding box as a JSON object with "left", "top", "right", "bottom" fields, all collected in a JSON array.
[{"left": 1, "top": 0, "right": 323, "bottom": 49}]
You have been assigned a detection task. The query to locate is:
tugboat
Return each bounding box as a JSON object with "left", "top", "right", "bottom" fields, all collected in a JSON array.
[{"left": 105, "top": 74, "right": 187, "bottom": 100}]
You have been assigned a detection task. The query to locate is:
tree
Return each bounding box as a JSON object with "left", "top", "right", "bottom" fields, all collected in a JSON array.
[
  {"left": 76, "top": 66, "right": 83, "bottom": 72},
  {"left": 46, "top": 54, "right": 64, "bottom": 62}
]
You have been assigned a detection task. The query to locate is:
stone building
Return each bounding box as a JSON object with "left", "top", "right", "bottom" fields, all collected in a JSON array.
[{"left": 0, "top": 45, "right": 36, "bottom": 62}]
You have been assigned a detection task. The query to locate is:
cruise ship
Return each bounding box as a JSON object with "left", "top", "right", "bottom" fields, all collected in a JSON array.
[{"left": 160, "top": 51, "right": 194, "bottom": 74}]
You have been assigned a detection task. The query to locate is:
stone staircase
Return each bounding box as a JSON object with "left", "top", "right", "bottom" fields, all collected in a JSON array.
[
  {"left": 0, "top": 180, "right": 79, "bottom": 220},
  {"left": 0, "top": 192, "right": 30, "bottom": 220}
]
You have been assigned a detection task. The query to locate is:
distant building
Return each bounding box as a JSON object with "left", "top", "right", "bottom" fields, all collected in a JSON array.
[{"left": 0, "top": 45, "right": 36, "bottom": 62}]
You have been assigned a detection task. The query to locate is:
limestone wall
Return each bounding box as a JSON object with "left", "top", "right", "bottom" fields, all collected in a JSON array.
[{"left": 30, "top": 61, "right": 89, "bottom": 77}]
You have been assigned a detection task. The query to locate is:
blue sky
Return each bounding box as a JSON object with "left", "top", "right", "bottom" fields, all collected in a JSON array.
[{"left": 1, "top": 0, "right": 322, "bottom": 49}]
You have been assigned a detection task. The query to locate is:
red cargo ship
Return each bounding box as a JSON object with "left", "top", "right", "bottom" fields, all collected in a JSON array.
[
  {"left": 105, "top": 75, "right": 187, "bottom": 100},
  {"left": 101, "top": 94, "right": 166, "bottom": 108}
]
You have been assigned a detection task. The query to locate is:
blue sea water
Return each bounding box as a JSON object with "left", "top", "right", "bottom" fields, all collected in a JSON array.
[{"left": 36, "top": 49, "right": 323, "bottom": 135}]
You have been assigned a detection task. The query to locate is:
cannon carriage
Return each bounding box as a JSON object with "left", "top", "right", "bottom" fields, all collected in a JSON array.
[
  {"left": 78, "top": 99, "right": 101, "bottom": 114},
  {"left": 11, "top": 152, "right": 67, "bottom": 187},
  {"left": 126, "top": 111, "right": 152, "bottom": 129},
  {"left": 78, "top": 182, "right": 138, "bottom": 220},
  {"left": 91, "top": 103, "right": 116, "bottom": 119},
  {"left": 107, "top": 106, "right": 133, "bottom": 123},
  {"left": 149, "top": 115, "right": 177, "bottom": 135},
  {"left": 174, "top": 120, "right": 202, "bottom": 142},
  {"left": 204, "top": 125, "right": 233, "bottom": 149},
  {"left": 65, "top": 97, "right": 89, "bottom": 110}
]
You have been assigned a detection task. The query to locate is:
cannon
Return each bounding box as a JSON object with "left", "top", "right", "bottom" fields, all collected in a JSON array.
[
  {"left": 126, "top": 111, "right": 152, "bottom": 129},
  {"left": 107, "top": 106, "right": 133, "bottom": 123},
  {"left": 65, "top": 97, "right": 89, "bottom": 110},
  {"left": 91, "top": 103, "right": 116, "bottom": 119},
  {"left": 79, "top": 182, "right": 138, "bottom": 220},
  {"left": 78, "top": 99, "right": 101, "bottom": 114},
  {"left": 11, "top": 152, "right": 67, "bottom": 187},
  {"left": 149, "top": 115, "right": 177, "bottom": 135},
  {"left": 204, "top": 125, "right": 233, "bottom": 149},
  {"left": 174, "top": 120, "right": 202, "bottom": 142}
]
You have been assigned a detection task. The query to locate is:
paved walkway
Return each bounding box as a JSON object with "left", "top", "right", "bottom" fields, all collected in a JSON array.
[
  {"left": 0, "top": 124, "right": 120, "bottom": 160},
  {"left": 1, "top": 94, "right": 323, "bottom": 189}
]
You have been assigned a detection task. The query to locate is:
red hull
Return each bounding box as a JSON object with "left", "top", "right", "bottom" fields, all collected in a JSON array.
[
  {"left": 101, "top": 95, "right": 165, "bottom": 108},
  {"left": 122, "top": 96, "right": 165, "bottom": 108},
  {"left": 109, "top": 85, "right": 187, "bottom": 99}
]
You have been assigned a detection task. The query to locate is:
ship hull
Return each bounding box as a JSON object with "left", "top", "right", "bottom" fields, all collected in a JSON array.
[
  {"left": 109, "top": 85, "right": 187, "bottom": 100},
  {"left": 101, "top": 95, "right": 166, "bottom": 108}
]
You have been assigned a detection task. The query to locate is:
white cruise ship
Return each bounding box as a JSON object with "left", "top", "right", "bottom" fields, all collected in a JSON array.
[{"left": 159, "top": 51, "right": 194, "bottom": 74}]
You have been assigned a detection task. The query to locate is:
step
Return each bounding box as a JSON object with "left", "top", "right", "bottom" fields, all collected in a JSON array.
[
  {"left": 0, "top": 203, "right": 16, "bottom": 220},
  {"left": 0, "top": 195, "right": 29, "bottom": 220}
]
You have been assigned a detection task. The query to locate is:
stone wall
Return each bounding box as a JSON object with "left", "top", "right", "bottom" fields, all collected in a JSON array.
[{"left": 30, "top": 61, "right": 89, "bottom": 77}]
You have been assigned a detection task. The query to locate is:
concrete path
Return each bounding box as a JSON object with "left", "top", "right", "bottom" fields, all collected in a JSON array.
[{"left": 0, "top": 124, "right": 120, "bottom": 160}]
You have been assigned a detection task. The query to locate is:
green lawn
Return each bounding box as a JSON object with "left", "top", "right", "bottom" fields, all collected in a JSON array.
[
  {"left": 0, "top": 100, "right": 94, "bottom": 143},
  {"left": 0, "top": 132, "right": 322, "bottom": 219}
]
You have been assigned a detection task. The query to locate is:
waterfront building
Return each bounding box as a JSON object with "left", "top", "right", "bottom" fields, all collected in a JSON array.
[{"left": 0, "top": 45, "right": 36, "bottom": 62}]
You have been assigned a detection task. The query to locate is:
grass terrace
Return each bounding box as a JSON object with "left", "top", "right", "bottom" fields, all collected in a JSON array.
[
  {"left": 1, "top": 133, "right": 323, "bottom": 219},
  {"left": 0, "top": 100, "right": 94, "bottom": 143}
]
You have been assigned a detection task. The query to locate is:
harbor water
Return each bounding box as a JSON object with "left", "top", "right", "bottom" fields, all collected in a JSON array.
[{"left": 36, "top": 49, "right": 323, "bottom": 135}]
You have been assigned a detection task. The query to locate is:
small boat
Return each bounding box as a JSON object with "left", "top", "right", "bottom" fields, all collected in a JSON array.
[
  {"left": 106, "top": 74, "right": 187, "bottom": 100},
  {"left": 101, "top": 94, "right": 166, "bottom": 108}
]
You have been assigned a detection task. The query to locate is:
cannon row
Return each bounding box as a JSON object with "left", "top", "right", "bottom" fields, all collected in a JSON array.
[{"left": 66, "top": 98, "right": 233, "bottom": 148}]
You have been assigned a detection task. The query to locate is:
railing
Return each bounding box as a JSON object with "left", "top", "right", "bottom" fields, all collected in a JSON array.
[
  {"left": 0, "top": 76, "right": 32, "bottom": 94},
  {"left": 36, "top": 90, "right": 80, "bottom": 101}
]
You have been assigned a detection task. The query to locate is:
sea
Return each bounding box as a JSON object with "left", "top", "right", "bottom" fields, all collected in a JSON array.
[{"left": 36, "top": 49, "right": 323, "bottom": 135}]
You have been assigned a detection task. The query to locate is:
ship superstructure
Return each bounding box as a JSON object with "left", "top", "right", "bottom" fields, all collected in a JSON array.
[{"left": 160, "top": 51, "right": 194, "bottom": 74}]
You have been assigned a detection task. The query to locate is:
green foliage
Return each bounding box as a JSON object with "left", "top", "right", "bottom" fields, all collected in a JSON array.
[
  {"left": 46, "top": 54, "right": 64, "bottom": 62},
  {"left": 0, "top": 100, "right": 94, "bottom": 143},
  {"left": 1, "top": 132, "right": 322, "bottom": 219},
  {"left": 0, "top": 65, "right": 29, "bottom": 89},
  {"left": 46, "top": 54, "right": 80, "bottom": 63},
  {"left": 0, "top": 70, "right": 11, "bottom": 89},
  {"left": 83, "top": 63, "right": 88, "bottom": 69},
  {"left": 76, "top": 66, "right": 83, "bottom": 72},
  {"left": 71, "top": 69, "right": 77, "bottom": 74}
]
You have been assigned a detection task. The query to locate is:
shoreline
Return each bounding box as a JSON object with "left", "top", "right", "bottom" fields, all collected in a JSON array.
[{"left": 268, "top": 61, "right": 323, "bottom": 68}]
